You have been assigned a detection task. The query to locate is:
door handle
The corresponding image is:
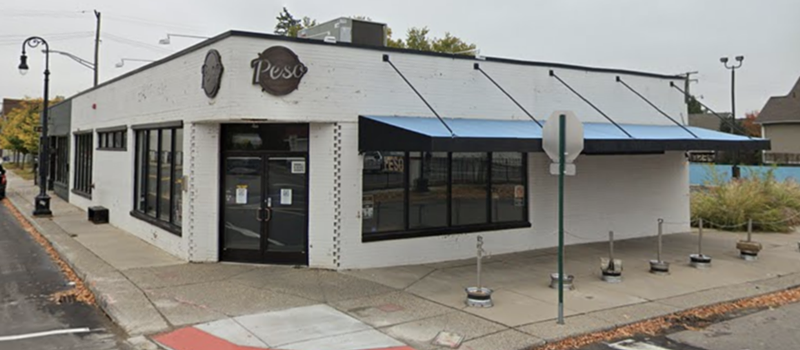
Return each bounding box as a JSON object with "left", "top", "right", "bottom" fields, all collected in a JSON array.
[
  {"left": 256, "top": 208, "right": 264, "bottom": 222},
  {"left": 264, "top": 208, "right": 272, "bottom": 222}
]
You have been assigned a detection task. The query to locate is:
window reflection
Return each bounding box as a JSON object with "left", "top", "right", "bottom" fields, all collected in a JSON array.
[
  {"left": 409, "top": 152, "right": 448, "bottom": 229},
  {"left": 361, "top": 151, "right": 528, "bottom": 238},
  {"left": 492, "top": 152, "right": 525, "bottom": 222},
  {"left": 224, "top": 124, "right": 308, "bottom": 151},
  {"left": 362, "top": 151, "right": 405, "bottom": 233},
  {"left": 451, "top": 153, "right": 488, "bottom": 226}
]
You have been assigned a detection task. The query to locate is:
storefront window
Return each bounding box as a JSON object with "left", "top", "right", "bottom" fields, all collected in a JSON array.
[
  {"left": 491, "top": 152, "right": 526, "bottom": 222},
  {"left": 73, "top": 132, "right": 93, "bottom": 197},
  {"left": 362, "top": 151, "right": 405, "bottom": 233},
  {"left": 409, "top": 152, "right": 448, "bottom": 229},
  {"left": 173, "top": 129, "right": 183, "bottom": 227},
  {"left": 362, "top": 151, "right": 529, "bottom": 240},
  {"left": 224, "top": 124, "right": 308, "bottom": 152},
  {"left": 133, "top": 124, "right": 183, "bottom": 235},
  {"left": 451, "top": 153, "right": 489, "bottom": 226}
]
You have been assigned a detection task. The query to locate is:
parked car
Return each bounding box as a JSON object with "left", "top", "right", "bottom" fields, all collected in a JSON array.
[{"left": 0, "top": 163, "right": 6, "bottom": 200}]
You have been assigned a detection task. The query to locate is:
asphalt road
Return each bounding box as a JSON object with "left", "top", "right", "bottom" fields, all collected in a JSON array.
[
  {"left": 576, "top": 302, "right": 800, "bottom": 350},
  {"left": 0, "top": 201, "right": 123, "bottom": 350}
]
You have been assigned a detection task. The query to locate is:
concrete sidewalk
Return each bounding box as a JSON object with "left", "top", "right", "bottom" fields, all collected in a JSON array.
[{"left": 5, "top": 171, "right": 800, "bottom": 350}]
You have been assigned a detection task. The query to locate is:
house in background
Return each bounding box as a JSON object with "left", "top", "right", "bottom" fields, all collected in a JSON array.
[{"left": 758, "top": 77, "right": 800, "bottom": 164}]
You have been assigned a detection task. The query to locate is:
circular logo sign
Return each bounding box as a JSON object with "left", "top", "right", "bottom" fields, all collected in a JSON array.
[
  {"left": 250, "top": 46, "right": 308, "bottom": 96},
  {"left": 201, "top": 49, "right": 224, "bottom": 98}
]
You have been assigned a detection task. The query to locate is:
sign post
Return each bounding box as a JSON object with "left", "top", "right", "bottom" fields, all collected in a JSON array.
[{"left": 542, "top": 111, "right": 584, "bottom": 325}]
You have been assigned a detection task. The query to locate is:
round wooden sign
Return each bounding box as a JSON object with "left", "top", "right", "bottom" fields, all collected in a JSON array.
[
  {"left": 250, "top": 46, "right": 308, "bottom": 96},
  {"left": 201, "top": 49, "right": 224, "bottom": 98}
]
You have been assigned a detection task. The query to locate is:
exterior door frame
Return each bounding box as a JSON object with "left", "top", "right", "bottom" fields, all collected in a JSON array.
[{"left": 218, "top": 128, "right": 310, "bottom": 265}]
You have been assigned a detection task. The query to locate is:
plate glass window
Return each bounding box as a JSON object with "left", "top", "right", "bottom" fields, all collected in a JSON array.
[
  {"left": 133, "top": 126, "right": 183, "bottom": 235},
  {"left": 409, "top": 152, "right": 448, "bottom": 229},
  {"left": 73, "top": 133, "right": 93, "bottom": 197},
  {"left": 361, "top": 151, "right": 405, "bottom": 233},
  {"left": 362, "top": 151, "right": 529, "bottom": 240}
]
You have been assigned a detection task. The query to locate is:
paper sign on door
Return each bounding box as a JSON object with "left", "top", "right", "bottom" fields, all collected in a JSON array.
[
  {"left": 235, "top": 185, "right": 248, "bottom": 204},
  {"left": 280, "top": 188, "right": 292, "bottom": 205}
]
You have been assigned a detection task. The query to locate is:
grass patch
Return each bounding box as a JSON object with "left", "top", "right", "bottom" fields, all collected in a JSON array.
[
  {"left": 691, "top": 164, "right": 800, "bottom": 232},
  {"left": 2, "top": 162, "right": 36, "bottom": 181}
]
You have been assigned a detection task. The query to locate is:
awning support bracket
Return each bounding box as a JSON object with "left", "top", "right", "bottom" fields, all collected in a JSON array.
[
  {"left": 550, "top": 70, "right": 634, "bottom": 139},
  {"left": 670, "top": 82, "right": 753, "bottom": 139},
  {"left": 383, "top": 54, "right": 456, "bottom": 137},
  {"left": 474, "top": 63, "right": 543, "bottom": 128},
  {"left": 617, "top": 76, "right": 699, "bottom": 139}
]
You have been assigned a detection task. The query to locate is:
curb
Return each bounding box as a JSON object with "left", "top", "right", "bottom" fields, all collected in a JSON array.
[{"left": 3, "top": 174, "right": 171, "bottom": 337}]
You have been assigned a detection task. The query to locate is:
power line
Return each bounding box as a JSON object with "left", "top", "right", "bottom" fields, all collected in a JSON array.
[
  {"left": 0, "top": 9, "right": 84, "bottom": 19},
  {"left": 0, "top": 32, "right": 94, "bottom": 45},
  {"left": 104, "top": 13, "right": 200, "bottom": 32},
  {"left": 103, "top": 33, "right": 173, "bottom": 54}
]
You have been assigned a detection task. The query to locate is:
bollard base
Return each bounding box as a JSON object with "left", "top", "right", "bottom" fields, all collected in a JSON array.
[
  {"left": 740, "top": 251, "right": 758, "bottom": 261},
  {"left": 601, "top": 272, "right": 622, "bottom": 283},
  {"left": 465, "top": 287, "right": 493, "bottom": 308},
  {"left": 649, "top": 260, "right": 670, "bottom": 275},
  {"left": 689, "top": 254, "right": 712, "bottom": 269},
  {"left": 549, "top": 273, "right": 575, "bottom": 290}
]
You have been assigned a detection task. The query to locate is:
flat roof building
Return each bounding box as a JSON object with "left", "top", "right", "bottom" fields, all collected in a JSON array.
[{"left": 46, "top": 30, "right": 767, "bottom": 269}]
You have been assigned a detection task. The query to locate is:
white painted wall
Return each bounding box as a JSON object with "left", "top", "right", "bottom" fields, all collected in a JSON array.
[{"left": 66, "top": 32, "right": 689, "bottom": 267}]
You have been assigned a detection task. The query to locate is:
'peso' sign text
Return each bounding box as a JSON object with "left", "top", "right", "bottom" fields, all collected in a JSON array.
[{"left": 251, "top": 46, "right": 308, "bottom": 96}]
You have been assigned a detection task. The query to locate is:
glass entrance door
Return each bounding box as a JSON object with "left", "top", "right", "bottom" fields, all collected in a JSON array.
[
  {"left": 263, "top": 156, "right": 308, "bottom": 263},
  {"left": 221, "top": 153, "right": 308, "bottom": 264},
  {"left": 222, "top": 155, "right": 264, "bottom": 262}
]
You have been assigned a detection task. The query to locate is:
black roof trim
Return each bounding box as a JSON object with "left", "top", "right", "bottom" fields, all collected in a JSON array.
[
  {"left": 58, "top": 30, "right": 684, "bottom": 105},
  {"left": 228, "top": 30, "right": 684, "bottom": 80}
]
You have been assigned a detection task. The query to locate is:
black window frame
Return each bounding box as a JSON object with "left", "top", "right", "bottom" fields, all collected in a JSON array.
[
  {"left": 362, "top": 151, "right": 530, "bottom": 242},
  {"left": 72, "top": 131, "right": 93, "bottom": 198},
  {"left": 53, "top": 136, "right": 69, "bottom": 186},
  {"left": 131, "top": 123, "right": 183, "bottom": 236},
  {"left": 97, "top": 126, "right": 128, "bottom": 151}
]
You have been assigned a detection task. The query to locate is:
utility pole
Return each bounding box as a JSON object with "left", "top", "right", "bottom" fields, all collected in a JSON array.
[
  {"left": 680, "top": 71, "right": 699, "bottom": 105},
  {"left": 93, "top": 10, "right": 101, "bottom": 87}
]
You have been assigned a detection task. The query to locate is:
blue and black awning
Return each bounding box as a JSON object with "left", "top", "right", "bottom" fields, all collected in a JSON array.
[{"left": 359, "top": 115, "right": 771, "bottom": 154}]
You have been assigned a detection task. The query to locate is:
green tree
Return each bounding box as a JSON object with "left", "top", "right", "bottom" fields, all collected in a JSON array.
[
  {"left": 388, "top": 26, "right": 476, "bottom": 55},
  {"left": 274, "top": 7, "right": 317, "bottom": 38},
  {"left": 274, "top": 10, "right": 477, "bottom": 54},
  {"left": 687, "top": 96, "right": 703, "bottom": 114}
]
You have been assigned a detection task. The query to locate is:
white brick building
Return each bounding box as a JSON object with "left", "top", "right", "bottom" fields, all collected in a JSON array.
[{"left": 51, "top": 30, "right": 766, "bottom": 269}]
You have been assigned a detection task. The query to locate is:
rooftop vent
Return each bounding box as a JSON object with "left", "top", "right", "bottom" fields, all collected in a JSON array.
[{"left": 299, "top": 17, "right": 387, "bottom": 47}]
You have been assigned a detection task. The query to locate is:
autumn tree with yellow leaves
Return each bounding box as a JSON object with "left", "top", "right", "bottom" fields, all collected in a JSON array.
[{"left": 0, "top": 97, "right": 63, "bottom": 167}]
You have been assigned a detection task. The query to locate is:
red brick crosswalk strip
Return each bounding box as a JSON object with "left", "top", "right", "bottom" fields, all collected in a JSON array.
[
  {"left": 152, "top": 327, "right": 418, "bottom": 350},
  {"left": 152, "top": 327, "right": 268, "bottom": 350}
]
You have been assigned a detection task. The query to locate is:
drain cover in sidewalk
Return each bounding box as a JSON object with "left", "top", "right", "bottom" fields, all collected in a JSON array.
[{"left": 431, "top": 331, "right": 465, "bottom": 348}]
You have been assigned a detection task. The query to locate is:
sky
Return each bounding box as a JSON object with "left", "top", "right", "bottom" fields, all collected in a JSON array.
[{"left": 2, "top": 0, "right": 799, "bottom": 118}]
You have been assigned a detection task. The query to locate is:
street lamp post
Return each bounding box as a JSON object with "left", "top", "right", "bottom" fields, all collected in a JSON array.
[
  {"left": 18, "top": 36, "right": 53, "bottom": 216},
  {"left": 720, "top": 55, "right": 744, "bottom": 178}
]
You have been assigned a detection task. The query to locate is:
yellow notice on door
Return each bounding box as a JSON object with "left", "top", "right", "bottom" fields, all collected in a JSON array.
[{"left": 236, "top": 185, "right": 248, "bottom": 204}]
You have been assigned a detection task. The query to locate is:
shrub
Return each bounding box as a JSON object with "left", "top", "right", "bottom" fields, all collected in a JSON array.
[{"left": 691, "top": 165, "right": 800, "bottom": 232}]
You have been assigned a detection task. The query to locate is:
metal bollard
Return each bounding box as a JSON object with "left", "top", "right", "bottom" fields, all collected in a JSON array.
[
  {"left": 690, "top": 218, "right": 712, "bottom": 268},
  {"left": 737, "top": 218, "right": 761, "bottom": 261},
  {"left": 466, "top": 236, "right": 493, "bottom": 307},
  {"left": 650, "top": 218, "right": 670, "bottom": 274},
  {"left": 601, "top": 231, "right": 622, "bottom": 282}
]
